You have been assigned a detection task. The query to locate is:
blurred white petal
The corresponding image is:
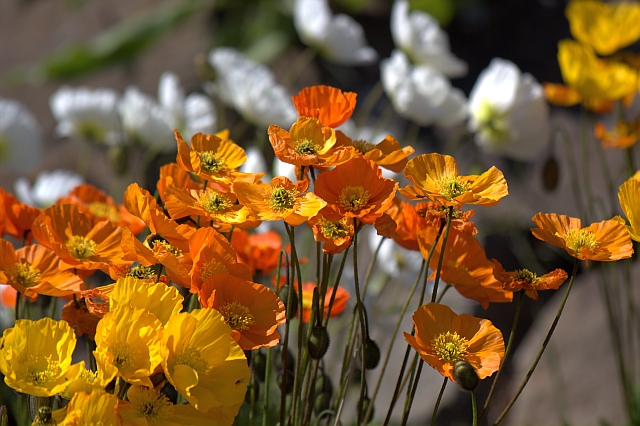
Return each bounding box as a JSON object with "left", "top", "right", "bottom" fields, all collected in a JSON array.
[{"left": 0, "top": 98, "right": 42, "bottom": 174}]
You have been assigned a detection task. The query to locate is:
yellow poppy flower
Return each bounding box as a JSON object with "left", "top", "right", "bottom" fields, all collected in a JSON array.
[
  {"left": 94, "top": 306, "right": 164, "bottom": 388},
  {"left": 63, "top": 363, "right": 118, "bottom": 399},
  {"left": 176, "top": 131, "right": 248, "bottom": 183},
  {"left": 109, "top": 276, "right": 184, "bottom": 325},
  {"left": 53, "top": 390, "right": 122, "bottom": 426},
  {"left": 0, "top": 318, "right": 82, "bottom": 397},
  {"left": 566, "top": 0, "right": 640, "bottom": 56},
  {"left": 161, "top": 308, "right": 250, "bottom": 413},
  {"left": 618, "top": 171, "right": 640, "bottom": 242}
]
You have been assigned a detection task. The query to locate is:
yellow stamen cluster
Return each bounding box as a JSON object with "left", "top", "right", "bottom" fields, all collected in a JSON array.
[
  {"left": 88, "top": 202, "right": 120, "bottom": 223},
  {"left": 150, "top": 238, "right": 184, "bottom": 258},
  {"left": 352, "top": 139, "right": 375, "bottom": 154},
  {"left": 338, "top": 186, "right": 371, "bottom": 212},
  {"left": 25, "top": 355, "right": 61, "bottom": 386},
  {"left": 174, "top": 347, "right": 208, "bottom": 375},
  {"left": 127, "top": 265, "right": 157, "bottom": 280},
  {"left": 110, "top": 342, "right": 140, "bottom": 373},
  {"left": 198, "top": 191, "right": 233, "bottom": 213},
  {"left": 320, "top": 218, "right": 351, "bottom": 239},
  {"left": 200, "top": 260, "right": 228, "bottom": 281},
  {"left": 269, "top": 187, "right": 297, "bottom": 211},
  {"left": 7, "top": 262, "right": 41, "bottom": 287},
  {"left": 562, "top": 229, "right": 598, "bottom": 253},
  {"left": 66, "top": 235, "right": 98, "bottom": 259},
  {"left": 129, "top": 387, "right": 173, "bottom": 423},
  {"left": 80, "top": 368, "right": 98, "bottom": 385},
  {"left": 432, "top": 331, "right": 469, "bottom": 362},
  {"left": 514, "top": 269, "right": 538, "bottom": 285},
  {"left": 219, "top": 302, "right": 256, "bottom": 331},
  {"left": 197, "top": 151, "right": 226, "bottom": 174},
  {"left": 294, "top": 139, "right": 318, "bottom": 156},
  {"left": 437, "top": 177, "right": 470, "bottom": 200}
]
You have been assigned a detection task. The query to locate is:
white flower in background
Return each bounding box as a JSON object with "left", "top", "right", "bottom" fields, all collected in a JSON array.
[
  {"left": 158, "top": 72, "right": 216, "bottom": 139},
  {"left": 391, "top": 0, "right": 467, "bottom": 78},
  {"left": 294, "top": 0, "right": 378, "bottom": 66},
  {"left": 0, "top": 98, "right": 42, "bottom": 174},
  {"left": 381, "top": 50, "right": 467, "bottom": 127},
  {"left": 119, "top": 87, "right": 174, "bottom": 153},
  {"left": 207, "top": 48, "right": 297, "bottom": 129},
  {"left": 240, "top": 146, "right": 269, "bottom": 178},
  {"left": 50, "top": 86, "right": 119, "bottom": 145},
  {"left": 468, "top": 58, "right": 550, "bottom": 161},
  {"left": 14, "top": 169, "right": 83, "bottom": 208}
]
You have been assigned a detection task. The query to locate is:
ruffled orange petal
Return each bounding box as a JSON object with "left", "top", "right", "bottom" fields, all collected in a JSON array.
[{"left": 292, "top": 85, "right": 357, "bottom": 128}]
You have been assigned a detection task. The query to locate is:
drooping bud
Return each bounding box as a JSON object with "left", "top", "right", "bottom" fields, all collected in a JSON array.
[
  {"left": 357, "top": 396, "right": 374, "bottom": 424},
  {"left": 278, "top": 285, "right": 298, "bottom": 320},
  {"left": 314, "top": 392, "right": 331, "bottom": 414},
  {"left": 272, "top": 347, "right": 296, "bottom": 372},
  {"left": 308, "top": 326, "right": 330, "bottom": 359},
  {"left": 314, "top": 373, "right": 333, "bottom": 398},
  {"left": 453, "top": 360, "right": 479, "bottom": 391},
  {"left": 364, "top": 338, "right": 380, "bottom": 370}
]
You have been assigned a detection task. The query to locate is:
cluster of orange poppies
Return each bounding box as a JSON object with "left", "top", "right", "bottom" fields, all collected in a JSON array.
[{"left": 0, "top": 84, "right": 638, "bottom": 425}]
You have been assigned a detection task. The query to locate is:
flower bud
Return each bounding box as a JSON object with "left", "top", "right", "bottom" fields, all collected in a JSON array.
[
  {"left": 357, "top": 395, "right": 374, "bottom": 424},
  {"left": 314, "top": 392, "right": 331, "bottom": 414},
  {"left": 364, "top": 338, "right": 380, "bottom": 370},
  {"left": 273, "top": 348, "right": 295, "bottom": 373},
  {"left": 453, "top": 360, "right": 479, "bottom": 391},
  {"left": 314, "top": 373, "right": 333, "bottom": 398},
  {"left": 308, "top": 326, "right": 330, "bottom": 360},
  {"left": 277, "top": 370, "right": 295, "bottom": 394},
  {"left": 278, "top": 285, "right": 298, "bottom": 320}
]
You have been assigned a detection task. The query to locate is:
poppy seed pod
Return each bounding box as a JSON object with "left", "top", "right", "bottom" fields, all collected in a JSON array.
[
  {"left": 278, "top": 284, "right": 298, "bottom": 319},
  {"left": 308, "top": 326, "right": 330, "bottom": 359},
  {"left": 364, "top": 338, "right": 381, "bottom": 370},
  {"left": 453, "top": 360, "right": 479, "bottom": 391}
]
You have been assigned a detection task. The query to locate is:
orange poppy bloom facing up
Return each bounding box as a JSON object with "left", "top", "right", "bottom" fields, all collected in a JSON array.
[
  {"left": 0, "top": 239, "right": 84, "bottom": 300},
  {"left": 156, "top": 162, "right": 202, "bottom": 204},
  {"left": 400, "top": 153, "right": 508, "bottom": 209},
  {"left": 176, "top": 130, "right": 248, "bottom": 182},
  {"left": 314, "top": 157, "right": 398, "bottom": 225},
  {"left": 233, "top": 176, "right": 326, "bottom": 226},
  {"left": 199, "top": 274, "right": 286, "bottom": 350},
  {"left": 307, "top": 210, "right": 354, "bottom": 255},
  {"left": 31, "top": 204, "right": 128, "bottom": 272},
  {"left": 404, "top": 303, "right": 504, "bottom": 382},
  {"left": 492, "top": 259, "right": 568, "bottom": 301},
  {"left": 595, "top": 120, "right": 640, "bottom": 149},
  {"left": 231, "top": 229, "right": 283, "bottom": 276},
  {"left": 531, "top": 213, "right": 633, "bottom": 262},
  {"left": 268, "top": 117, "right": 354, "bottom": 168},
  {"left": 292, "top": 85, "right": 357, "bottom": 128},
  {"left": 336, "top": 132, "right": 415, "bottom": 173}
]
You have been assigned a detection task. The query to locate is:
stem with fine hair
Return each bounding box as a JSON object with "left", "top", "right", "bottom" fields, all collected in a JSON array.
[
  {"left": 351, "top": 219, "right": 369, "bottom": 426},
  {"left": 262, "top": 348, "right": 273, "bottom": 426},
  {"left": 491, "top": 258, "right": 579, "bottom": 425},
  {"left": 431, "top": 377, "right": 448, "bottom": 426},
  {"left": 472, "top": 390, "right": 478, "bottom": 426},
  {"left": 480, "top": 291, "right": 524, "bottom": 423}
]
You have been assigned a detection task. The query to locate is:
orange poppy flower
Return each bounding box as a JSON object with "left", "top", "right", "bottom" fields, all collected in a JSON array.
[
  {"left": 30, "top": 204, "right": 128, "bottom": 272},
  {"left": 595, "top": 120, "right": 640, "bottom": 149},
  {"left": 164, "top": 181, "right": 257, "bottom": 228},
  {"left": 62, "top": 297, "right": 102, "bottom": 339},
  {"left": 542, "top": 82, "right": 614, "bottom": 114},
  {"left": 0, "top": 239, "right": 84, "bottom": 301},
  {"left": 298, "top": 282, "right": 350, "bottom": 323},
  {"left": 404, "top": 302, "right": 505, "bottom": 382},
  {"left": 336, "top": 132, "right": 415, "bottom": 173},
  {"left": 189, "top": 227, "right": 253, "bottom": 293},
  {"left": 199, "top": 274, "right": 286, "bottom": 350},
  {"left": 292, "top": 85, "right": 357, "bottom": 128},
  {"left": 106, "top": 263, "right": 170, "bottom": 285},
  {"left": 231, "top": 229, "right": 283, "bottom": 276},
  {"left": 400, "top": 154, "right": 508, "bottom": 209},
  {"left": 176, "top": 130, "right": 250, "bottom": 182},
  {"left": 492, "top": 259, "right": 568, "bottom": 301},
  {"left": 531, "top": 213, "right": 633, "bottom": 262},
  {"left": 268, "top": 116, "right": 354, "bottom": 169},
  {"left": 307, "top": 209, "right": 354, "bottom": 255},
  {"left": 618, "top": 171, "right": 640, "bottom": 242},
  {"left": 58, "top": 184, "right": 145, "bottom": 235},
  {"left": 233, "top": 176, "right": 326, "bottom": 226},
  {"left": 156, "top": 162, "right": 202, "bottom": 204},
  {"left": 1, "top": 189, "right": 40, "bottom": 242},
  {"left": 418, "top": 227, "right": 513, "bottom": 308},
  {"left": 314, "top": 157, "right": 398, "bottom": 225}
]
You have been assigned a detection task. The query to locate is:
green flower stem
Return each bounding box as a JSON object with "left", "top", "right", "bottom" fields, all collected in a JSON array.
[
  {"left": 479, "top": 291, "right": 524, "bottom": 423},
  {"left": 557, "top": 125, "right": 588, "bottom": 221},
  {"left": 355, "top": 81, "right": 384, "bottom": 127},
  {"left": 361, "top": 237, "right": 385, "bottom": 300},
  {"left": 48, "top": 296, "right": 57, "bottom": 320},
  {"left": 431, "top": 377, "right": 448, "bottom": 426},
  {"left": 351, "top": 219, "right": 369, "bottom": 426},
  {"left": 323, "top": 249, "right": 349, "bottom": 328},
  {"left": 431, "top": 207, "right": 454, "bottom": 303},
  {"left": 435, "top": 284, "right": 452, "bottom": 304},
  {"left": 279, "top": 250, "right": 293, "bottom": 426},
  {"left": 472, "top": 390, "right": 478, "bottom": 426},
  {"left": 262, "top": 347, "right": 273, "bottom": 426},
  {"left": 14, "top": 292, "right": 20, "bottom": 322},
  {"left": 282, "top": 47, "right": 317, "bottom": 90},
  {"left": 491, "top": 258, "right": 579, "bottom": 425},
  {"left": 401, "top": 358, "right": 422, "bottom": 426},
  {"left": 579, "top": 106, "right": 594, "bottom": 222}
]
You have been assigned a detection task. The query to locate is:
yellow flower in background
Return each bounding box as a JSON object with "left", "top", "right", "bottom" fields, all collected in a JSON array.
[
  {"left": 619, "top": 171, "right": 640, "bottom": 242},
  {"left": 558, "top": 40, "right": 637, "bottom": 101},
  {"left": 0, "top": 318, "right": 82, "bottom": 397},
  {"left": 109, "top": 276, "right": 184, "bottom": 325},
  {"left": 161, "top": 308, "right": 250, "bottom": 414},
  {"left": 53, "top": 390, "right": 122, "bottom": 426},
  {"left": 566, "top": 0, "right": 640, "bottom": 56},
  {"left": 94, "top": 306, "right": 164, "bottom": 388}
]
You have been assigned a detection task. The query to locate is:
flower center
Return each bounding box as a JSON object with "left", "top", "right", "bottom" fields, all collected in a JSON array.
[
  {"left": 88, "top": 202, "right": 120, "bottom": 223},
  {"left": 110, "top": 342, "right": 141, "bottom": 373},
  {"left": 562, "top": 229, "right": 598, "bottom": 253},
  {"left": 197, "top": 151, "right": 226, "bottom": 174},
  {"left": 294, "top": 139, "right": 318, "bottom": 156},
  {"left": 25, "top": 355, "right": 61, "bottom": 386},
  {"left": 218, "top": 301, "right": 256, "bottom": 331},
  {"left": 66, "top": 235, "right": 98, "bottom": 259},
  {"left": 80, "top": 368, "right": 99, "bottom": 385},
  {"left": 8, "top": 262, "right": 42, "bottom": 287},
  {"left": 338, "top": 186, "right": 371, "bottom": 212},
  {"left": 200, "top": 259, "right": 228, "bottom": 281},
  {"left": 198, "top": 191, "right": 233, "bottom": 214},
  {"left": 174, "top": 347, "right": 208, "bottom": 375},
  {"left": 514, "top": 269, "right": 538, "bottom": 285},
  {"left": 129, "top": 387, "right": 173, "bottom": 424},
  {"left": 475, "top": 100, "right": 510, "bottom": 145},
  {"left": 149, "top": 236, "right": 183, "bottom": 258},
  {"left": 352, "top": 139, "right": 375, "bottom": 154},
  {"left": 320, "top": 218, "right": 351, "bottom": 240},
  {"left": 437, "top": 177, "right": 470, "bottom": 200},
  {"left": 432, "top": 331, "right": 469, "bottom": 363},
  {"left": 127, "top": 265, "right": 157, "bottom": 280},
  {"left": 269, "top": 187, "right": 297, "bottom": 211}
]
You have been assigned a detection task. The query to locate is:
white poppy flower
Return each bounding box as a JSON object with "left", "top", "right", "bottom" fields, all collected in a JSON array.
[
  {"left": 294, "top": 0, "right": 378, "bottom": 66},
  {"left": 0, "top": 98, "right": 42, "bottom": 174},
  {"left": 50, "top": 86, "right": 120, "bottom": 145},
  {"left": 207, "top": 48, "right": 297, "bottom": 129},
  {"left": 390, "top": 0, "right": 467, "bottom": 78},
  {"left": 119, "top": 86, "right": 175, "bottom": 153},
  {"left": 14, "top": 169, "right": 83, "bottom": 208},
  {"left": 468, "top": 58, "right": 550, "bottom": 161},
  {"left": 381, "top": 50, "right": 467, "bottom": 128}
]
